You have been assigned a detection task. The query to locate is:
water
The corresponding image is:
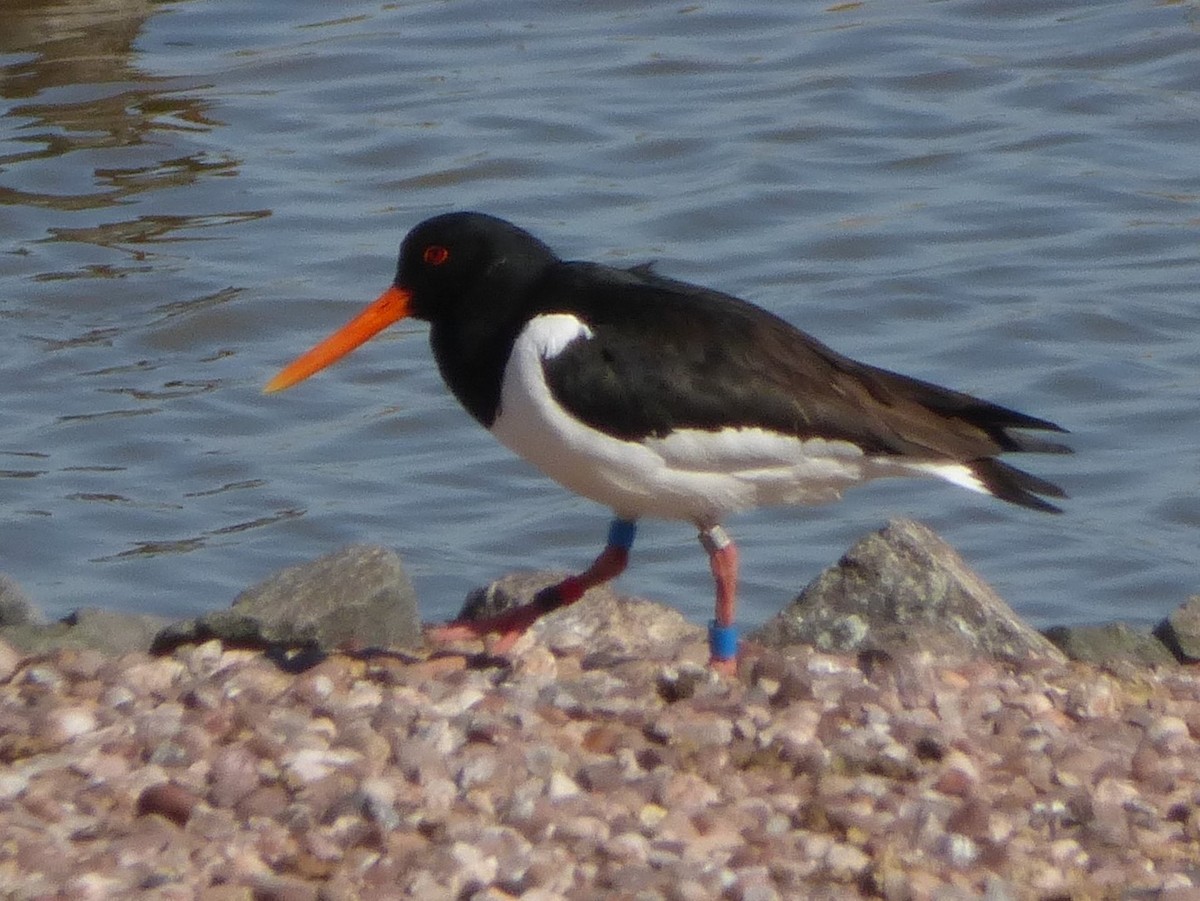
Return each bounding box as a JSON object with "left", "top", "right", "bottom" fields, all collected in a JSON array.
[{"left": 2, "top": 0, "right": 1198, "bottom": 632}]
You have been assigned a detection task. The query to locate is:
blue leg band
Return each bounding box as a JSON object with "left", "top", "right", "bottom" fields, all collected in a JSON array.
[
  {"left": 607, "top": 518, "right": 638, "bottom": 551},
  {"left": 708, "top": 620, "right": 739, "bottom": 660}
]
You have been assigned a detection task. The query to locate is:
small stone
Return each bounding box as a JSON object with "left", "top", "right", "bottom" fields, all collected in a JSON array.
[
  {"left": 247, "top": 874, "right": 319, "bottom": 901},
  {"left": 547, "top": 771, "right": 581, "bottom": 800},
  {"left": 238, "top": 784, "right": 290, "bottom": 820},
  {"left": 42, "top": 705, "right": 97, "bottom": 744},
  {"left": 655, "top": 771, "right": 719, "bottom": 813},
  {"left": 939, "top": 832, "right": 980, "bottom": 867},
  {"left": 824, "top": 842, "right": 870, "bottom": 880},
  {"left": 137, "top": 782, "right": 201, "bottom": 827},
  {"left": 457, "top": 754, "right": 498, "bottom": 791},
  {"left": 935, "top": 750, "right": 980, "bottom": 797},
  {"left": 72, "top": 749, "right": 131, "bottom": 784},
  {"left": 281, "top": 748, "right": 361, "bottom": 787},
  {"left": 512, "top": 645, "right": 558, "bottom": 681},
  {"left": 602, "top": 832, "right": 651, "bottom": 863},
  {"left": 122, "top": 658, "right": 185, "bottom": 698},
  {"left": 638, "top": 803, "right": 667, "bottom": 830},
  {"left": 451, "top": 840, "right": 499, "bottom": 885},
  {"left": 647, "top": 708, "right": 734, "bottom": 748},
  {"left": 1147, "top": 715, "right": 1190, "bottom": 754},
  {"left": 731, "top": 865, "right": 780, "bottom": 901},
  {"left": 209, "top": 745, "right": 262, "bottom": 808},
  {"left": 1048, "top": 837, "right": 1088, "bottom": 869},
  {"left": 559, "top": 814, "right": 611, "bottom": 845},
  {"left": 100, "top": 683, "right": 136, "bottom": 711},
  {"left": 0, "top": 640, "right": 23, "bottom": 683},
  {"left": 1064, "top": 678, "right": 1118, "bottom": 720},
  {"left": 431, "top": 687, "right": 485, "bottom": 718},
  {"left": 0, "top": 770, "right": 30, "bottom": 801}
]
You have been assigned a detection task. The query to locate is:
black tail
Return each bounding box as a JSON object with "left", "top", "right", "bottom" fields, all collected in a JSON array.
[{"left": 861, "top": 362, "right": 1073, "bottom": 457}]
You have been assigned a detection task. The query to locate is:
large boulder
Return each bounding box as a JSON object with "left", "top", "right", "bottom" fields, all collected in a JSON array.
[
  {"left": 751, "top": 519, "right": 1066, "bottom": 664},
  {"left": 1, "top": 607, "right": 170, "bottom": 656},
  {"left": 1043, "top": 622, "right": 1176, "bottom": 668},
  {"left": 153, "top": 544, "right": 419, "bottom": 654},
  {"left": 1153, "top": 594, "right": 1200, "bottom": 663}
]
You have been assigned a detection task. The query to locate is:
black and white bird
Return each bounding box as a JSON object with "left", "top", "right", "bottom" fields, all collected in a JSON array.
[{"left": 266, "top": 211, "right": 1069, "bottom": 672}]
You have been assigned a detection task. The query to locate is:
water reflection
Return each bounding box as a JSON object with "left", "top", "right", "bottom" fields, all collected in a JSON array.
[
  {"left": 1, "top": 0, "right": 152, "bottom": 95},
  {"left": 0, "top": 0, "right": 227, "bottom": 217},
  {"left": 46, "top": 209, "right": 270, "bottom": 252},
  {"left": 0, "top": 0, "right": 289, "bottom": 598}
]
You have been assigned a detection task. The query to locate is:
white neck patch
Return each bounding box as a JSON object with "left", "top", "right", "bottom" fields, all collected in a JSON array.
[{"left": 522, "top": 313, "right": 594, "bottom": 360}]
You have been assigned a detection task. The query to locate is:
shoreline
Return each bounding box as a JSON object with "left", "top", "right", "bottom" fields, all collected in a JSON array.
[
  {"left": 2, "top": 520, "right": 1196, "bottom": 671},
  {"left": 1, "top": 520, "right": 1198, "bottom": 897}
]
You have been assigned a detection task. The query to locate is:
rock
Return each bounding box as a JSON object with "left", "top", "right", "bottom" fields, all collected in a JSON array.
[
  {"left": 751, "top": 519, "right": 1065, "bottom": 663},
  {"left": 1152, "top": 595, "right": 1200, "bottom": 663},
  {"left": 1043, "top": 622, "right": 1176, "bottom": 668},
  {"left": 1, "top": 607, "right": 170, "bottom": 656},
  {"left": 454, "top": 570, "right": 705, "bottom": 659},
  {"left": 153, "top": 545, "right": 419, "bottom": 655},
  {"left": 136, "top": 782, "right": 202, "bottom": 827},
  {"left": 0, "top": 639, "right": 21, "bottom": 682},
  {"left": 0, "top": 574, "right": 42, "bottom": 626}
]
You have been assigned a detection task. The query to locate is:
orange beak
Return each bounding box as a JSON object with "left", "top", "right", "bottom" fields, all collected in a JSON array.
[{"left": 264, "top": 285, "right": 412, "bottom": 393}]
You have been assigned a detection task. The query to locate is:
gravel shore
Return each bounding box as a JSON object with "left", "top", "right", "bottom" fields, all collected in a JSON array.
[{"left": 2, "top": 609, "right": 1199, "bottom": 900}]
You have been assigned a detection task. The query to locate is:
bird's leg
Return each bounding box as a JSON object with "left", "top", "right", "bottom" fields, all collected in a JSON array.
[
  {"left": 429, "top": 518, "right": 636, "bottom": 653},
  {"left": 700, "top": 525, "right": 740, "bottom": 674}
]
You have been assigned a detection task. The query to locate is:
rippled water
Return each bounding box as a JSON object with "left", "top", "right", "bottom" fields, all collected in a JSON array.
[{"left": 2, "top": 0, "right": 1198, "bottom": 631}]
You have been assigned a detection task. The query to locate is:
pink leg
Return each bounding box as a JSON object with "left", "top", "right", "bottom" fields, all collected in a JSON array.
[
  {"left": 430, "top": 519, "right": 636, "bottom": 654},
  {"left": 701, "top": 525, "right": 740, "bottom": 674}
]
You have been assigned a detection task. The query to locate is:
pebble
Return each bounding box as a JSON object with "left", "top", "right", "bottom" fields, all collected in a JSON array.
[
  {"left": 824, "top": 841, "right": 870, "bottom": 880},
  {"left": 0, "top": 625, "right": 1196, "bottom": 898},
  {"left": 209, "top": 744, "right": 262, "bottom": 808},
  {"left": 0, "top": 639, "right": 21, "bottom": 682},
  {"left": 136, "top": 782, "right": 201, "bottom": 826},
  {"left": 43, "top": 705, "right": 96, "bottom": 743},
  {"left": 1148, "top": 715, "right": 1191, "bottom": 753},
  {"left": 546, "top": 771, "right": 581, "bottom": 800}
]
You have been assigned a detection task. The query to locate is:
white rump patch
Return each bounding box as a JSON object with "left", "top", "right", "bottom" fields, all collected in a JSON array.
[{"left": 901, "top": 460, "right": 988, "bottom": 495}]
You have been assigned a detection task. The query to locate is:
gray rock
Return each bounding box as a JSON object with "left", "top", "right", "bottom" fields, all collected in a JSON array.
[
  {"left": 1152, "top": 595, "right": 1200, "bottom": 663},
  {"left": 751, "top": 519, "right": 1066, "bottom": 663},
  {"left": 153, "top": 545, "right": 419, "bottom": 654},
  {"left": 1, "top": 607, "right": 170, "bottom": 656},
  {"left": 0, "top": 574, "right": 42, "bottom": 626},
  {"left": 1043, "top": 622, "right": 1176, "bottom": 668},
  {"left": 456, "top": 570, "right": 704, "bottom": 658}
]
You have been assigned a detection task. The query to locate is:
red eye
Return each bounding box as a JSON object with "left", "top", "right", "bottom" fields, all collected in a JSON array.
[{"left": 423, "top": 244, "right": 450, "bottom": 266}]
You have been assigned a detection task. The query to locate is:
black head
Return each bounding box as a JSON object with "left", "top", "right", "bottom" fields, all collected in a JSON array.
[
  {"left": 396, "top": 212, "right": 559, "bottom": 323},
  {"left": 265, "top": 212, "right": 557, "bottom": 403}
]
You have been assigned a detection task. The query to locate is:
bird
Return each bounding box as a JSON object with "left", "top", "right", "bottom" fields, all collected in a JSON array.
[{"left": 265, "top": 211, "right": 1070, "bottom": 673}]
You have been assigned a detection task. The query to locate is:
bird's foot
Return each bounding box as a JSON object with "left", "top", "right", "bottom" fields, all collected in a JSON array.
[
  {"left": 706, "top": 618, "right": 740, "bottom": 678},
  {"left": 427, "top": 582, "right": 570, "bottom": 654},
  {"left": 708, "top": 655, "right": 738, "bottom": 677},
  {"left": 428, "top": 527, "right": 633, "bottom": 656}
]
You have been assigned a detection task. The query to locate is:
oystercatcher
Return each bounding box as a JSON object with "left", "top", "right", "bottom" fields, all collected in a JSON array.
[{"left": 266, "top": 212, "right": 1069, "bottom": 672}]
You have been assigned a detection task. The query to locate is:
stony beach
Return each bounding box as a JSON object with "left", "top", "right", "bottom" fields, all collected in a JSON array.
[{"left": 2, "top": 521, "right": 1199, "bottom": 899}]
